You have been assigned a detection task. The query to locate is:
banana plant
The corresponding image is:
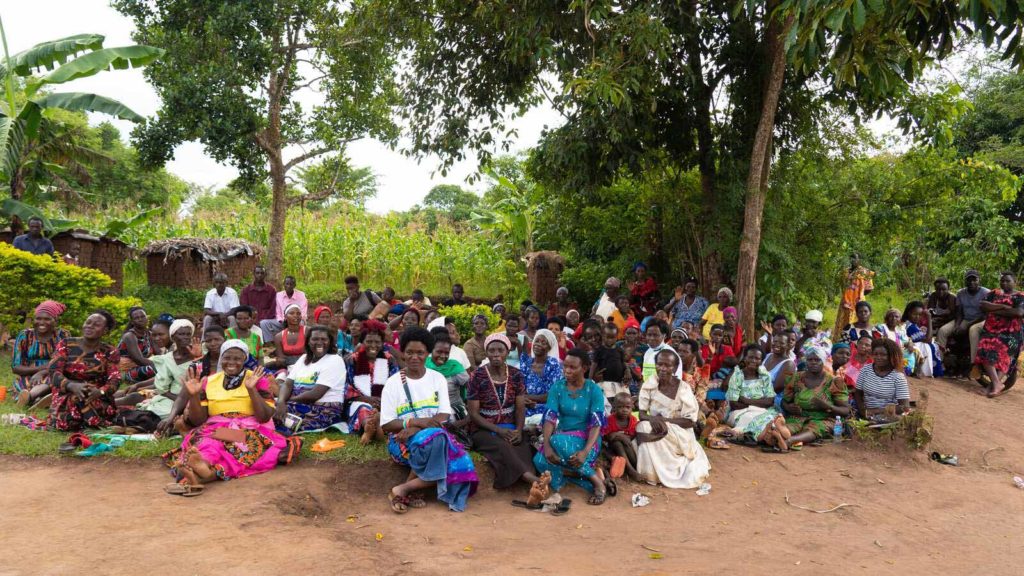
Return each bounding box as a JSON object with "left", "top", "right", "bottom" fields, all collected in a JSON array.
[{"left": 0, "top": 16, "right": 163, "bottom": 200}]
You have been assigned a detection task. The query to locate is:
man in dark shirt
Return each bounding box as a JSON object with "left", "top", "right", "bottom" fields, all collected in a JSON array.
[
  {"left": 927, "top": 278, "right": 957, "bottom": 331},
  {"left": 936, "top": 269, "right": 989, "bottom": 361},
  {"left": 342, "top": 275, "right": 381, "bottom": 320},
  {"left": 239, "top": 265, "right": 277, "bottom": 322},
  {"left": 12, "top": 217, "right": 54, "bottom": 256},
  {"left": 441, "top": 283, "right": 467, "bottom": 307}
]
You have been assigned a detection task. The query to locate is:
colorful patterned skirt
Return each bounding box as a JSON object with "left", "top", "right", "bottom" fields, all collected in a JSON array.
[
  {"left": 48, "top": 389, "right": 117, "bottom": 431},
  {"left": 976, "top": 328, "right": 1022, "bottom": 374},
  {"left": 347, "top": 400, "right": 376, "bottom": 432},
  {"left": 287, "top": 400, "right": 345, "bottom": 432},
  {"left": 163, "top": 413, "right": 291, "bottom": 481},
  {"left": 532, "top": 429, "right": 601, "bottom": 492},
  {"left": 387, "top": 427, "right": 478, "bottom": 512}
]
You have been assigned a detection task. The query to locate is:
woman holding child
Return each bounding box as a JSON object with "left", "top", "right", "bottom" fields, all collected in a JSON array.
[
  {"left": 634, "top": 348, "right": 711, "bottom": 489},
  {"left": 782, "top": 347, "right": 852, "bottom": 447}
]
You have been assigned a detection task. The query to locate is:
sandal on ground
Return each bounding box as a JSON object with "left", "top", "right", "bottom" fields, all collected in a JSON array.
[
  {"left": 310, "top": 438, "right": 347, "bottom": 452},
  {"left": 604, "top": 478, "right": 618, "bottom": 497},
  {"left": 511, "top": 500, "right": 543, "bottom": 510},
  {"left": 15, "top": 390, "right": 30, "bottom": 407},
  {"left": 587, "top": 490, "right": 607, "bottom": 506},
  {"left": 551, "top": 498, "right": 573, "bottom": 515},
  {"left": 388, "top": 489, "right": 410, "bottom": 514},
  {"left": 406, "top": 492, "right": 427, "bottom": 509},
  {"left": 29, "top": 394, "right": 51, "bottom": 411},
  {"left": 760, "top": 445, "right": 789, "bottom": 453},
  {"left": 164, "top": 483, "right": 204, "bottom": 497}
]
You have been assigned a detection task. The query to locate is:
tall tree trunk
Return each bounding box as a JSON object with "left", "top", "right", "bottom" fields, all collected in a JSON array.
[
  {"left": 261, "top": 68, "right": 287, "bottom": 289},
  {"left": 735, "top": 10, "right": 791, "bottom": 340}
]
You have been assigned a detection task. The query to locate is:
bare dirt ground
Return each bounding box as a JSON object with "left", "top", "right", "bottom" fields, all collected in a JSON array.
[{"left": 2, "top": 376, "right": 1024, "bottom": 576}]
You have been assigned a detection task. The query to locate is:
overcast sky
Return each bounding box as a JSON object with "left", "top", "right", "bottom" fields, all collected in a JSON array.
[{"left": 4, "top": 1, "right": 563, "bottom": 214}]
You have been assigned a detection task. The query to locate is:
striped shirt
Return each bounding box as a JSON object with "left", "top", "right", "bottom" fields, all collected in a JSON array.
[
  {"left": 380, "top": 370, "right": 451, "bottom": 426},
  {"left": 855, "top": 367, "right": 910, "bottom": 409}
]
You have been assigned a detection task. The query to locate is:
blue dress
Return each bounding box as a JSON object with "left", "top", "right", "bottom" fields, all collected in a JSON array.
[
  {"left": 520, "top": 354, "right": 563, "bottom": 418},
  {"left": 532, "top": 378, "right": 605, "bottom": 492}
]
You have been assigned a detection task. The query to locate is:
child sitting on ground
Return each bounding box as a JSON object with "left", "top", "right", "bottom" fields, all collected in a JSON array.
[{"left": 603, "top": 392, "right": 640, "bottom": 481}]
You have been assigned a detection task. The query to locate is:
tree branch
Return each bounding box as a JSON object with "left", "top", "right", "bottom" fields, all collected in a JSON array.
[
  {"left": 286, "top": 187, "right": 337, "bottom": 207},
  {"left": 284, "top": 146, "right": 330, "bottom": 171}
]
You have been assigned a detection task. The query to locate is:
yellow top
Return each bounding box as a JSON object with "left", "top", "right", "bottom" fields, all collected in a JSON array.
[
  {"left": 200, "top": 370, "right": 273, "bottom": 416},
  {"left": 701, "top": 304, "right": 725, "bottom": 339}
]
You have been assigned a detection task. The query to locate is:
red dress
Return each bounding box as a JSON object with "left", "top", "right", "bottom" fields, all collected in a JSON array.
[
  {"left": 48, "top": 339, "right": 121, "bottom": 431},
  {"left": 603, "top": 413, "right": 638, "bottom": 437},
  {"left": 975, "top": 290, "right": 1024, "bottom": 373},
  {"left": 630, "top": 277, "right": 659, "bottom": 317}
]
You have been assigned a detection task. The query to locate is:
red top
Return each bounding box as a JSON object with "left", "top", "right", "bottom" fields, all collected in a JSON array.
[
  {"left": 603, "top": 413, "right": 638, "bottom": 437},
  {"left": 280, "top": 326, "right": 306, "bottom": 356},
  {"left": 701, "top": 343, "right": 736, "bottom": 374}
]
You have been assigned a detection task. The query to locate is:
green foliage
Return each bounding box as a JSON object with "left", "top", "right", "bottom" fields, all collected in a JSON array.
[
  {"left": 0, "top": 243, "right": 139, "bottom": 341},
  {"left": 123, "top": 280, "right": 205, "bottom": 319},
  {"left": 436, "top": 304, "right": 501, "bottom": 343}
]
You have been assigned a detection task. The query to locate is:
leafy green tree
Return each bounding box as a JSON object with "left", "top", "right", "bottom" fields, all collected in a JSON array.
[
  {"left": 422, "top": 184, "right": 479, "bottom": 223},
  {"left": 0, "top": 26, "right": 162, "bottom": 211},
  {"left": 114, "top": 0, "right": 398, "bottom": 285},
  {"left": 293, "top": 155, "right": 376, "bottom": 211}
]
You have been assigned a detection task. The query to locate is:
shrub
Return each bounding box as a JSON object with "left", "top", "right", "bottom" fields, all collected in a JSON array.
[
  {"left": 0, "top": 243, "right": 140, "bottom": 342},
  {"left": 437, "top": 304, "right": 502, "bottom": 342}
]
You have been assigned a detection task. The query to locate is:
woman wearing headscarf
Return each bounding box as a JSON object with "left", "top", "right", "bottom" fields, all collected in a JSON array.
[
  {"left": 699, "top": 287, "right": 734, "bottom": 340},
  {"left": 118, "top": 306, "right": 157, "bottom": 385},
  {"left": 269, "top": 303, "right": 306, "bottom": 370},
  {"left": 781, "top": 347, "right": 852, "bottom": 448},
  {"left": 520, "top": 328, "right": 564, "bottom": 425},
  {"left": 635, "top": 348, "right": 711, "bottom": 489},
  {"left": 115, "top": 319, "right": 197, "bottom": 433},
  {"left": 721, "top": 306, "right": 744, "bottom": 350},
  {"left": 13, "top": 300, "right": 70, "bottom": 408},
  {"left": 466, "top": 333, "right": 540, "bottom": 489},
  {"left": 345, "top": 319, "right": 400, "bottom": 444},
  {"left": 47, "top": 310, "right": 121, "bottom": 431},
  {"left": 163, "top": 340, "right": 300, "bottom": 496},
  {"left": 275, "top": 325, "right": 349, "bottom": 432}
]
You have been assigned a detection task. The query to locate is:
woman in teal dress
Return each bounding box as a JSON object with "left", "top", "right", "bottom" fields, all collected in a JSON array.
[{"left": 533, "top": 349, "right": 609, "bottom": 505}]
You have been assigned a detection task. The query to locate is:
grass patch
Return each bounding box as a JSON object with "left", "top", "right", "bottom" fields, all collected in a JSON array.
[{"left": 0, "top": 352, "right": 389, "bottom": 464}]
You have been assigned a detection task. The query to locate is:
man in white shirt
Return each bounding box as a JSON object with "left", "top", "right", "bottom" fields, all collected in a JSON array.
[{"left": 203, "top": 272, "right": 239, "bottom": 334}]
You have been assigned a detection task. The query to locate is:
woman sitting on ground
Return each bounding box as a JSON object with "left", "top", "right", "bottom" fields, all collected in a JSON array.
[
  {"left": 976, "top": 271, "right": 1024, "bottom": 398},
  {"left": 118, "top": 306, "right": 157, "bottom": 385},
  {"left": 532, "top": 349, "right": 610, "bottom": 506},
  {"left": 520, "top": 305, "right": 544, "bottom": 354},
  {"left": 13, "top": 300, "right": 70, "bottom": 408},
  {"left": 782, "top": 347, "right": 852, "bottom": 449},
  {"left": 344, "top": 319, "right": 399, "bottom": 444},
  {"left": 268, "top": 304, "right": 306, "bottom": 370},
  {"left": 275, "top": 325, "right": 348, "bottom": 432},
  {"left": 163, "top": 340, "right": 300, "bottom": 495},
  {"left": 724, "top": 345, "right": 782, "bottom": 442},
  {"left": 47, "top": 310, "right": 121, "bottom": 431},
  {"left": 150, "top": 317, "right": 172, "bottom": 355},
  {"left": 593, "top": 321, "right": 634, "bottom": 401},
  {"left": 762, "top": 332, "right": 796, "bottom": 399},
  {"left": 854, "top": 338, "right": 911, "bottom": 420},
  {"left": 383, "top": 327, "right": 478, "bottom": 513},
  {"left": 463, "top": 313, "right": 489, "bottom": 369},
  {"left": 845, "top": 335, "right": 873, "bottom": 387},
  {"left": 520, "top": 329, "right": 564, "bottom": 426},
  {"left": 841, "top": 301, "right": 874, "bottom": 344},
  {"left": 635, "top": 348, "right": 712, "bottom": 489},
  {"left": 226, "top": 305, "right": 264, "bottom": 362},
  {"left": 466, "top": 333, "right": 541, "bottom": 490},
  {"left": 902, "top": 301, "right": 942, "bottom": 377},
  {"left": 546, "top": 317, "right": 573, "bottom": 361},
  {"left": 701, "top": 324, "right": 737, "bottom": 381},
  {"left": 115, "top": 319, "right": 197, "bottom": 433},
  {"left": 427, "top": 329, "right": 470, "bottom": 427},
  {"left": 610, "top": 295, "right": 637, "bottom": 339}
]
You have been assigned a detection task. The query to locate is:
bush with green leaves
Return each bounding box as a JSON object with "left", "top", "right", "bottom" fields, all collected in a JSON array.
[
  {"left": 437, "top": 304, "right": 502, "bottom": 342},
  {"left": 0, "top": 243, "right": 140, "bottom": 341}
]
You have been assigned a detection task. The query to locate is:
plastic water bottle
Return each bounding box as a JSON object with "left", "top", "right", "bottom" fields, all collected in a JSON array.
[{"left": 832, "top": 416, "right": 843, "bottom": 444}]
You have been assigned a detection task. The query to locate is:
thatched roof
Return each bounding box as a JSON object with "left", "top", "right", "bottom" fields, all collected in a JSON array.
[{"left": 140, "top": 237, "right": 263, "bottom": 262}]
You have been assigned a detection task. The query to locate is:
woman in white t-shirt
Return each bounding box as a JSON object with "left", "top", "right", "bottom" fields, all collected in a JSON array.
[
  {"left": 382, "top": 327, "right": 478, "bottom": 514},
  {"left": 274, "top": 326, "right": 348, "bottom": 432}
]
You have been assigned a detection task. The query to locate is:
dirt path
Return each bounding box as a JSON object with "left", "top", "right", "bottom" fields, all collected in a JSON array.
[{"left": 2, "top": 377, "right": 1024, "bottom": 576}]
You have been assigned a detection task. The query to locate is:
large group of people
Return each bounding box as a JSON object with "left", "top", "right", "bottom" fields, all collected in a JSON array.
[{"left": 7, "top": 255, "right": 1022, "bottom": 511}]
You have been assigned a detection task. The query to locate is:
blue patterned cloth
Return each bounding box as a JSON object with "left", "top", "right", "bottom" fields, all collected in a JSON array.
[
  {"left": 519, "top": 354, "right": 563, "bottom": 418},
  {"left": 387, "top": 428, "right": 478, "bottom": 512}
]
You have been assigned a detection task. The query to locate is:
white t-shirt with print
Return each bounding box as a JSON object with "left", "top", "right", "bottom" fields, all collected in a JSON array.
[
  {"left": 380, "top": 369, "right": 451, "bottom": 426},
  {"left": 287, "top": 353, "right": 347, "bottom": 403}
]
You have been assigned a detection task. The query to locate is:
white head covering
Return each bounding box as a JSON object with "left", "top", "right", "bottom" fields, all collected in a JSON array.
[
  {"left": 284, "top": 303, "right": 302, "bottom": 316},
  {"left": 168, "top": 318, "right": 195, "bottom": 338},
  {"left": 805, "top": 309, "right": 824, "bottom": 322},
  {"left": 533, "top": 329, "right": 559, "bottom": 358},
  {"left": 217, "top": 339, "right": 250, "bottom": 373},
  {"left": 427, "top": 316, "right": 447, "bottom": 332}
]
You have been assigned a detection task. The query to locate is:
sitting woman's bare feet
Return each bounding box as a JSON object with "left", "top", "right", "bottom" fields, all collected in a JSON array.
[
  {"left": 360, "top": 412, "right": 380, "bottom": 445},
  {"left": 186, "top": 448, "right": 216, "bottom": 482}
]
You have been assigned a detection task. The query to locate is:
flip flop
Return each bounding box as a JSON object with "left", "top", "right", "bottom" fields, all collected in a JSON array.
[
  {"left": 551, "top": 498, "right": 573, "bottom": 515},
  {"left": 29, "top": 394, "right": 51, "bottom": 411},
  {"left": 406, "top": 492, "right": 427, "bottom": 509},
  {"left": 388, "top": 489, "right": 410, "bottom": 514},
  {"left": 310, "top": 438, "right": 347, "bottom": 452},
  {"left": 67, "top": 432, "right": 93, "bottom": 448},
  {"left": 75, "top": 443, "right": 113, "bottom": 457},
  {"left": 511, "top": 500, "right": 543, "bottom": 510},
  {"left": 604, "top": 478, "right": 618, "bottom": 497},
  {"left": 164, "top": 483, "right": 204, "bottom": 497}
]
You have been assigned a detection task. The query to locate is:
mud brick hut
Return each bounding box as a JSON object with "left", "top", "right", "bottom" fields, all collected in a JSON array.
[
  {"left": 141, "top": 238, "right": 263, "bottom": 290},
  {"left": 525, "top": 250, "right": 565, "bottom": 307},
  {"left": 0, "top": 229, "right": 131, "bottom": 293}
]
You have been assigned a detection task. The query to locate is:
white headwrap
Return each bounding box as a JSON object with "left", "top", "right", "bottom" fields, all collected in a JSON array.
[
  {"left": 427, "top": 316, "right": 447, "bottom": 332},
  {"left": 169, "top": 318, "right": 195, "bottom": 338},
  {"left": 533, "top": 329, "right": 559, "bottom": 358},
  {"left": 284, "top": 303, "right": 302, "bottom": 316},
  {"left": 217, "top": 339, "right": 250, "bottom": 373}
]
